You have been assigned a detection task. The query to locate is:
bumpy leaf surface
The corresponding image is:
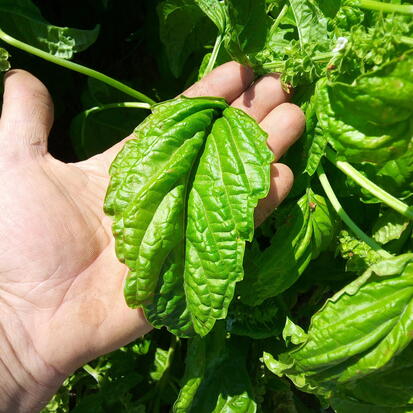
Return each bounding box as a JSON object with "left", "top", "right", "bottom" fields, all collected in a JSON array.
[
  {"left": 239, "top": 189, "right": 335, "bottom": 306},
  {"left": 175, "top": 324, "right": 257, "bottom": 412},
  {"left": 265, "top": 254, "right": 413, "bottom": 406},
  {"left": 316, "top": 54, "right": 413, "bottom": 164},
  {"left": 105, "top": 96, "right": 273, "bottom": 337}
]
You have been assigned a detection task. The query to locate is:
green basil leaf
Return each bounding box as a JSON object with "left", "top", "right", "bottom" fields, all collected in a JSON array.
[
  {"left": 288, "top": 0, "right": 329, "bottom": 51},
  {"left": 316, "top": 54, "right": 413, "bottom": 164},
  {"left": 157, "top": 0, "right": 216, "bottom": 77},
  {"left": 331, "top": 398, "right": 413, "bottom": 413},
  {"left": 173, "top": 336, "right": 206, "bottom": 412},
  {"left": 0, "top": 47, "right": 10, "bottom": 71},
  {"left": 338, "top": 344, "right": 413, "bottom": 409},
  {"left": 177, "top": 325, "right": 257, "bottom": 413},
  {"left": 357, "top": 150, "right": 413, "bottom": 203},
  {"left": 150, "top": 347, "right": 173, "bottom": 381},
  {"left": 224, "top": 0, "right": 270, "bottom": 65},
  {"left": 105, "top": 96, "right": 273, "bottom": 337},
  {"left": 265, "top": 254, "right": 413, "bottom": 404},
  {"left": 240, "top": 189, "right": 335, "bottom": 306},
  {"left": 0, "top": 0, "right": 99, "bottom": 59},
  {"left": 305, "top": 80, "right": 328, "bottom": 176},
  {"left": 316, "top": 0, "right": 341, "bottom": 18},
  {"left": 195, "top": 0, "right": 227, "bottom": 34},
  {"left": 373, "top": 209, "right": 411, "bottom": 245}
]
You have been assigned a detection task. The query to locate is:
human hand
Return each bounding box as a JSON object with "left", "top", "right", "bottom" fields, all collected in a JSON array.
[{"left": 0, "top": 63, "right": 305, "bottom": 412}]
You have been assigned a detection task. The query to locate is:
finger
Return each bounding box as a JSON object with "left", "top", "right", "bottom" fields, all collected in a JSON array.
[
  {"left": 183, "top": 61, "right": 254, "bottom": 102},
  {"left": 0, "top": 69, "right": 54, "bottom": 159},
  {"left": 231, "top": 74, "right": 291, "bottom": 122},
  {"left": 255, "top": 163, "right": 294, "bottom": 227},
  {"left": 260, "top": 103, "right": 306, "bottom": 162}
]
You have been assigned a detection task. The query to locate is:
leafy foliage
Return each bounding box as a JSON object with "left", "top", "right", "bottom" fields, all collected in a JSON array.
[
  {"left": 0, "top": 0, "right": 99, "bottom": 58},
  {"left": 105, "top": 96, "right": 273, "bottom": 337},
  {"left": 2, "top": 0, "right": 413, "bottom": 412}
]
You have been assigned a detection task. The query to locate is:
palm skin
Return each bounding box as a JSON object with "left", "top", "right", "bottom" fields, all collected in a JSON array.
[{"left": 0, "top": 63, "right": 305, "bottom": 412}]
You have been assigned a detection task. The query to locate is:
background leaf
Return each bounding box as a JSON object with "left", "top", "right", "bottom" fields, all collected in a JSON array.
[
  {"left": 157, "top": 0, "right": 216, "bottom": 77},
  {"left": 0, "top": 0, "right": 99, "bottom": 58}
]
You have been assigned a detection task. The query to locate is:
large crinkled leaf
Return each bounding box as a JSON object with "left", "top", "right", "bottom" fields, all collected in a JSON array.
[
  {"left": 184, "top": 107, "right": 273, "bottom": 335},
  {"left": 316, "top": 54, "right": 413, "bottom": 164},
  {"left": 105, "top": 96, "right": 273, "bottom": 337},
  {"left": 328, "top": 344, "right": 413, "bottom": 411},
  {"left": 175, "top": 324, "right": 257, "bottom": 412},
  {"left": 339, "top": 344, "right": 413, "bottom": 409},
  {"left": 264, "top": 254, "right": 413, "bottom": 406},
  {"left": 0, "top": 0, "right": 99, "bottom": 59},
  {"left": 239, "top": 189, "right": 335, "bottom": 306}
]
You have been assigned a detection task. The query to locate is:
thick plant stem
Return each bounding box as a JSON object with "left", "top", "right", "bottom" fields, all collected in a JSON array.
[
  {"left": 325, "top": 148, "right": 413, "bottom": 221},
  {"left": 203, "top": 34, "right": 223, "bottom": 77},
  {"left": 83, "top": 102, "right": 152, "bottom": 116},
  {"left": 400, "top": 36, "right": 413, "bottom": 46},
  {"left": 271, "top": 4, "right": 289, "bottom": 34},
  {"left": 317, "top": 165, "right": 392, "bottom": 259},
  {"left": 0, "top": 28, "right": 156, "bottom": 106},
  {"left": 357, "top": 0, "right": 413, "bottom": 14}
]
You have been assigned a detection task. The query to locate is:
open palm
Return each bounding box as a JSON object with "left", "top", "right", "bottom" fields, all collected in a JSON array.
[{"left": 0, "top": 63, "right": 304, "bottom": 411}]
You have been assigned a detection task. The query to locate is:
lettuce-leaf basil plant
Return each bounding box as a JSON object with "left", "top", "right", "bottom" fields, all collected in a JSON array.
[{"left": 1, "top": 0, "right": 413, "bottom": 412}]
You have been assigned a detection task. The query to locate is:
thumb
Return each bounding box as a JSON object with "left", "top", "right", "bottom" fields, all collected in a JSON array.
[{"left": 0, "top": 69, "right": 54, "bottom": 160}]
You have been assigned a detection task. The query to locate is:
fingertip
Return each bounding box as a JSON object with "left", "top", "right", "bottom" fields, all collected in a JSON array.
[
  {"left": 0, "top": 69, "right": 54, "bottom": 158},
  {"left": 231, "top": 73, "right": 291, "bottom": 122},
  {"left": 261, "top": 103, "right": 306, "bottom": 161},
  {"left": 3, "top": 69, "right": 52, "bottom": 105},
  {"left": 212, "top": 61, "right": 255, "bottom": 92},
  {"left": 183, "top": 61, "right": 254, "bottom": 102},
  {"left": 255, "top": 163, "right": 294, "bottom": 227}
]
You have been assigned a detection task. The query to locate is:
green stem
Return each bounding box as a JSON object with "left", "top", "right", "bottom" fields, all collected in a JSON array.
[
  {"left": 261, "top": 60, "right": 286, "bottom": 71},
  {"left": 79, "top": 102, "right": 151, "bottom": 153},
  {"left": 325, "top": 147, "right": 413, "bottom": 221},
  {"left": 262, "top": 51, "right": 334, "bottom": 71},
  {"left": 356, "top": 0, "right": 413, "bottom": 14},
  {"left": 203, "top": 34, "right": 223, "bottom": 77},
  {"left": 317, "top": 164, "right": 392, "bottom": 259},
  {"left": 313, "top": 52, "right": 334, "bottom": 62},
  {"left": 82, "top": 364, "right": 101, "bottom": 383},
  {"left": 83, "top": 102, "right": 152, "bottom": 115},
  {"left": 400, "top": 36, "right": 413, "bottom": 46},
  {"left": 0, "top": 28, "right": 156, "bottom": 106},
  {"left": 153, "top": 335, "right": 178, "bottom": 413},
  {"left": 271, "top": 4, "right": 289, "bottom": 34}
]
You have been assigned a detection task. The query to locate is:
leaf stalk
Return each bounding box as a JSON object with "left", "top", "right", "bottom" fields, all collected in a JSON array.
[
  {"left": 356, "top": 0, "right": 413, "bottom": 15},
  {"left": 317, "top": 164, "right": 392, "bottom": 259},
  {"left": 325, "top": 147, "right": 413, "bottom": 221},
  {"left": 0, "top": 28, "right": 156, "bottom": 106},
  {"left": 203, "top": 33, "right": 223, "bottom": 77}
]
